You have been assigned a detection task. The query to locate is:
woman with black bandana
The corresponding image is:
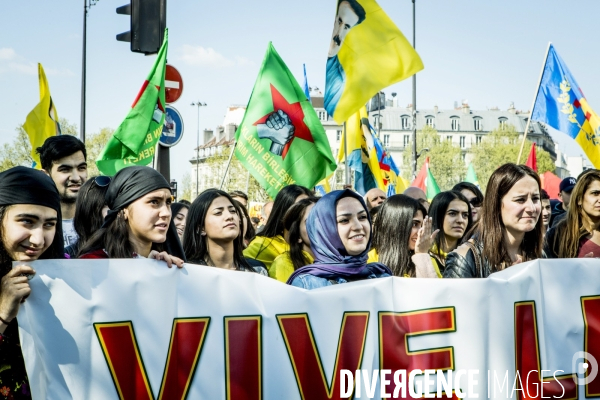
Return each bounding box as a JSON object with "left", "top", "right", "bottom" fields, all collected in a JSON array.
[
  {"left": 0, "top": 166, "right": 65, "bottom": 399},
  {"left": 78, "top": 166, "right": 185, "bottom": 266}
]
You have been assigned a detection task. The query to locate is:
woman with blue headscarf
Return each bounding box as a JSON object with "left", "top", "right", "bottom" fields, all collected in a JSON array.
[{"left": 287, "top": 190, "right": 391, "bottom": 289}]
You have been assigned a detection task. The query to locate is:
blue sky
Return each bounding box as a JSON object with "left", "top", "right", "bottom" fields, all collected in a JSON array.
[{"left": 2, "top": 0, "right": 598, "bottom": 184}]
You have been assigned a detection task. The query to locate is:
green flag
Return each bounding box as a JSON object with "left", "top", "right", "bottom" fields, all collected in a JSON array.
[
  {"left": 234, "top": 42, "right": 336, "bottom": 198},
  {"left": 465, "top": 163, "right": 479, "bottom": 187},
  {"left": 96, "top": 30, "right": 168, "bottom": 176},
  {"left": 426, "top": 167, "right": 441, "bottom": 201}
]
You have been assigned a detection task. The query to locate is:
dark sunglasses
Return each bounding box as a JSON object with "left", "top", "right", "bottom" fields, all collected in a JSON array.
[
  {"left": 93, "top": 176, "right": 112, "bottom": 187},
  {"left": 469, "top": 198, "right": 482, "bottom": 208}
]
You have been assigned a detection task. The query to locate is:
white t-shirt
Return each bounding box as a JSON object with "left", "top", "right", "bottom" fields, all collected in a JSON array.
[{"left": 62, "top": 219, "right": 79, "bottom": 247}]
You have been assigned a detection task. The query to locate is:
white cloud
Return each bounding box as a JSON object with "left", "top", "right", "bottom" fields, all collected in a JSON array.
[
  {"left": 0, "top": 48, "right": 74, "bottom": 76},
  {"left": 179, "top": 45, "right": 253, "bottom": 68},
  {"left": 0, "top": 48, "right": 16, "bottom": 60}
]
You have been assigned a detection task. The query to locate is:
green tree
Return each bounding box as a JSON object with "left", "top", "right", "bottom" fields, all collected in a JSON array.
[
  {"left": 402, "top": 126, "right": 466, "bottom": 190},
  {"left": 59, "top": 118, "right": 78, "bottom": 137},
  {"left": 179, "top": 172, "right": 192, "bottom": 201},
  {"left": 85, "top": 127, "right": 114, "bottom": 177},
  {"left": 469, "top": 125, "right": 555, "bottom": 191},
  {"left": 0, "top": 125, "right": 35, "bottom": 171}
]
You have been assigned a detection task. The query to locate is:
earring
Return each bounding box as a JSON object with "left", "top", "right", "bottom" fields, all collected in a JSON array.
[{"left": 201, "top": 231, "right": 206, "bottom": 236}]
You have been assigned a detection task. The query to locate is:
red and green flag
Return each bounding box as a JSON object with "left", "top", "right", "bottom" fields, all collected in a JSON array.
[
  {"left": 235, "top": 42, "right": 337, "bottom": 198},
  {"left": 96, "top": 30, "right": 168, "bottom": 176}
]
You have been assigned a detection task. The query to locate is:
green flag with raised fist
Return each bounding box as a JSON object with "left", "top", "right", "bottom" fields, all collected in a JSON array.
[
  {"left": 235, "top": 43, "right": 336, "bottom": 198},
  {"left": 96, "top": 30, "right": 168, "bottom": 176}
]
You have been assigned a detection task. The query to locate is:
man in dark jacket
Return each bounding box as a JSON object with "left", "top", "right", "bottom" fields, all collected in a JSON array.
[{"left": 550, "top": 177, "right": 576, "bottom": 228}]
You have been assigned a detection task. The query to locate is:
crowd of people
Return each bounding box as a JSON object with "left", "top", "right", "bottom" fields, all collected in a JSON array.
[{"left": 0, "top": 134, "right": 591, "bottom": 398}]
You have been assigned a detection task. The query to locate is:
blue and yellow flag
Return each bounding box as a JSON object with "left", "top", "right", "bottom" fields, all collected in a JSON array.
[
  {"left": 324, "top": 0, "right": 423, "bottom": 124},
  {"left": 531, "top": 44, "right": 600, "bottom": 168},
  {"left": 371, "top": 126, "right": 402, "bottom": 196},
  {"left": 23, "top": 63, "right": 61, "bottom": 169}
]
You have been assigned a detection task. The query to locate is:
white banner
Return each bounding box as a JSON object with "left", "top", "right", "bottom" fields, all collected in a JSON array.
[{"left": 17, "top": 259, "right": 600, "bottom": 399}]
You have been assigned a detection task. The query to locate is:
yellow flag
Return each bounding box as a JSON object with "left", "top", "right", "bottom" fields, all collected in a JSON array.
[
  {"left": 337, "top": 106, "right": 385, "bottom": 194},
  {"left": 23, "top": 63, "right": 61, "bottom": 168},
  {"left": 325, "top": 0, "right": 423, "bottom": 124}
]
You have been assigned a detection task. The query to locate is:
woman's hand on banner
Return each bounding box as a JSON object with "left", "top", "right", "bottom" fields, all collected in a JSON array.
[{"left": 148, "top": 251, "right": 184, "bottom": 269}]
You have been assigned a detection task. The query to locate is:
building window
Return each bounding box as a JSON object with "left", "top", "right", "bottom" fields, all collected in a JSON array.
[
  {"left": 425, "top": 115, "right": 435, "bottom": 128},
  {"left": 499, "top": 117, "right": 508, "bottom": 130},
  {"left": 383, "top": 134, "right": 390, "bottom": 146},
  {"left": 460, "top": 136, "right": 466, "bottom": 148},
  {"left": 446, "top": 135, "right": 452, "bottom": 142},
  {"left": 474, "top": 117, "right": 483, "bottom": 131},
  {"left": 403, "top": 135, "right": 410, "bottom": 147},
  {"left": 476, "top": 135, "right": 482, "bottom": 144},
  {"left": 401, "top": 115, "right": 410, "bottom": 130},
  {"left": 336, "top": 130, "right": 341, "bottom": 141},
  {"left": 451, "top": 117, "right": 460, "bottom": 131}
]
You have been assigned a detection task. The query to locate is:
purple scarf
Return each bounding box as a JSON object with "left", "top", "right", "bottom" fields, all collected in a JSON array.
[{"left": 286, "top": 190, "right": 391, "bottom": 283}]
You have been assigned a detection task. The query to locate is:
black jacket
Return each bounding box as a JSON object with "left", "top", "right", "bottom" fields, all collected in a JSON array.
[
  {"left": 549, "top": 201, "right": 566, "bottom": 228},
  {"left": 443, "top": 240, "right": 495, "bottom": 278}
]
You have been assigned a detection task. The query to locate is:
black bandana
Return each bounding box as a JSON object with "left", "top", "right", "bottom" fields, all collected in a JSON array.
[
  {"left": 0, "top": 166, "right": 64, "bottom": 264},
  {"left": 102, "top": 166, "right": 185, "bottom": 260},
  {"left": 103, "top": 166, "right": 171, "bottom": 226},
  {"left": 0, "top": 166, "right": 61, "bottom": 212}
]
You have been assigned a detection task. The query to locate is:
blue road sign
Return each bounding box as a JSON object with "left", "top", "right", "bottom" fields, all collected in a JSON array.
[{"left": 159, "top": 105, "right": 184, "bottom": 147}]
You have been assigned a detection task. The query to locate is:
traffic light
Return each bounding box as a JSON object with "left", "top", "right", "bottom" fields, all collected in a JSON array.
[{"left": 116, "top": 0, "right": 166, "bottom": 55}]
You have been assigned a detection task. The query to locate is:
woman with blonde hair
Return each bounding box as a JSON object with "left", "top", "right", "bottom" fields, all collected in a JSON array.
[{"left": 544, "top": 169, "right": 600, "bottom": 258}]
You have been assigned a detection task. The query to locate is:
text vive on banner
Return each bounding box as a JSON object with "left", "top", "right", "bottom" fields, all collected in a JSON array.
[{"left": 18, "top": 259, "right": 600, "bottom": 399}]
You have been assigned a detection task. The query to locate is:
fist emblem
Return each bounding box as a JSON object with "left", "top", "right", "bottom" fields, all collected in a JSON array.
[{"left": 256, "top": 110, "right": 295, "bottom": 156}]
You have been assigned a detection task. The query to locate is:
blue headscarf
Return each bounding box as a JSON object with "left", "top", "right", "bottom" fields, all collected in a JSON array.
[{"left": 286, "top": 189, "right": 391, "bottom": 283}]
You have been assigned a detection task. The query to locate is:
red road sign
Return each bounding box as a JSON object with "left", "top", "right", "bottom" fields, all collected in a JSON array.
[{"left": 165, "top": 64, "right": 183, "bottom": 104}]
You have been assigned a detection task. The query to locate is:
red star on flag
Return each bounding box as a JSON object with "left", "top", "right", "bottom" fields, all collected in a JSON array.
[{"left": 254, "top": 84, "right": 314, "bottom": 159}]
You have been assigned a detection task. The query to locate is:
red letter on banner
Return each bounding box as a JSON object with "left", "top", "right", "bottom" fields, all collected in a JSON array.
[
  {"left": 277, "top": 312, "right": 369, "bottom": 400},
  {"left": 95, "top": 318, "right": 210, "bottom": 400},
  {"left": 379, "top": 308, "right": 455, "bottom": 397},
  {"left": 225, "top": 316, "right": 262, "bottom": 400},
  {"left": 582, "top": 296, "right": 600, "bottom": 397},
  {"left": 514, "top": 301, "right": 577, "bottom": 399}
]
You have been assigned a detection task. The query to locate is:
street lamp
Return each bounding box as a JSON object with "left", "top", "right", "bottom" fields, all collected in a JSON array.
[
  {"left": 81, "top": 0, "right": 99, "bottom": 143},
  {"left": 191, "top": 101, "right": 207, "bottom": 198}
]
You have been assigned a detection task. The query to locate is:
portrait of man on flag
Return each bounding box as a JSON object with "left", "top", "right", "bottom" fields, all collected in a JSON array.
[
  {"left": 324, "top": 0, "right": 367, "bottom": 117},
  {"left": 324, "top": 0, "right": 423, "bottom": 124}
]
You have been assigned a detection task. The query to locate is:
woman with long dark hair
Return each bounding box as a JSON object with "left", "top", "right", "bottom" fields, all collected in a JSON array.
[
  {"left": 428, "top": 191, "right": 472, "bottom": 276},
  {"left": 443, "top": 164, "right": 542, "bottom": 278},
  {"left": 287, "top": 190, "right": 391, "bottom": 289},
  {"left": 78, "top": 166, "right": 184, "bottom": 266},
  {"left": 234, "top": 201, "right": 255, "bottom": 248},
  {"left": 452, "top": 182, "right": 484, "bottom": 223},
  {"left": 243, "top": 184, "right": 312, "bottom": 273},
  {"left": 171, "top": 202, "right": 189, "bottom": 243},
  {"left": 0, "top": 167, "right": 65, "bottom": 400},
  {"left": 64, "top": 176, "right": 110, "bottom": 258},
  {"left": 544, "top": 169, "right": 600, "bottom": 258},
  {"left": 371, "top": 195, "right": 438, "bottom": 278},
  {"left": 183, "top": 189, "right": 266, "bottom": 274},
  {"left": 270, "top": 197, "right": 318, "bottom": 282}
]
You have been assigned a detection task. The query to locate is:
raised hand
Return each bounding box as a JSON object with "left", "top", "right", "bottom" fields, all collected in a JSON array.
[
  {"left": 415, "top": 217, "right": 439, "bottom": 254},
  {"left": 256, "top": 110, "right": 295, "bottom": 155}
]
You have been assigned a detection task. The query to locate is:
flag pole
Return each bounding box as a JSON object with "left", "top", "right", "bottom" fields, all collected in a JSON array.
[
  {"left": 220, "top": 141, "right": 237, "bottom": 190},
  {"left": 343, "top": 122, "right": 349, "bottom": 185},
  {"left": 517, "top": 42, "right": 552, "bottom": 164}
]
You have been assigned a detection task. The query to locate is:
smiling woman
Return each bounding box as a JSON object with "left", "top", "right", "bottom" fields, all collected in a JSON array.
[
  {"left": 0, "top": 166, "right": 64, "bottom": 400},
  {"left": 287, "top": 190, "right": 391, "bottom": 290},
  {"left": 78, "top": 166, "right": 185, "bottom": 266}
]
